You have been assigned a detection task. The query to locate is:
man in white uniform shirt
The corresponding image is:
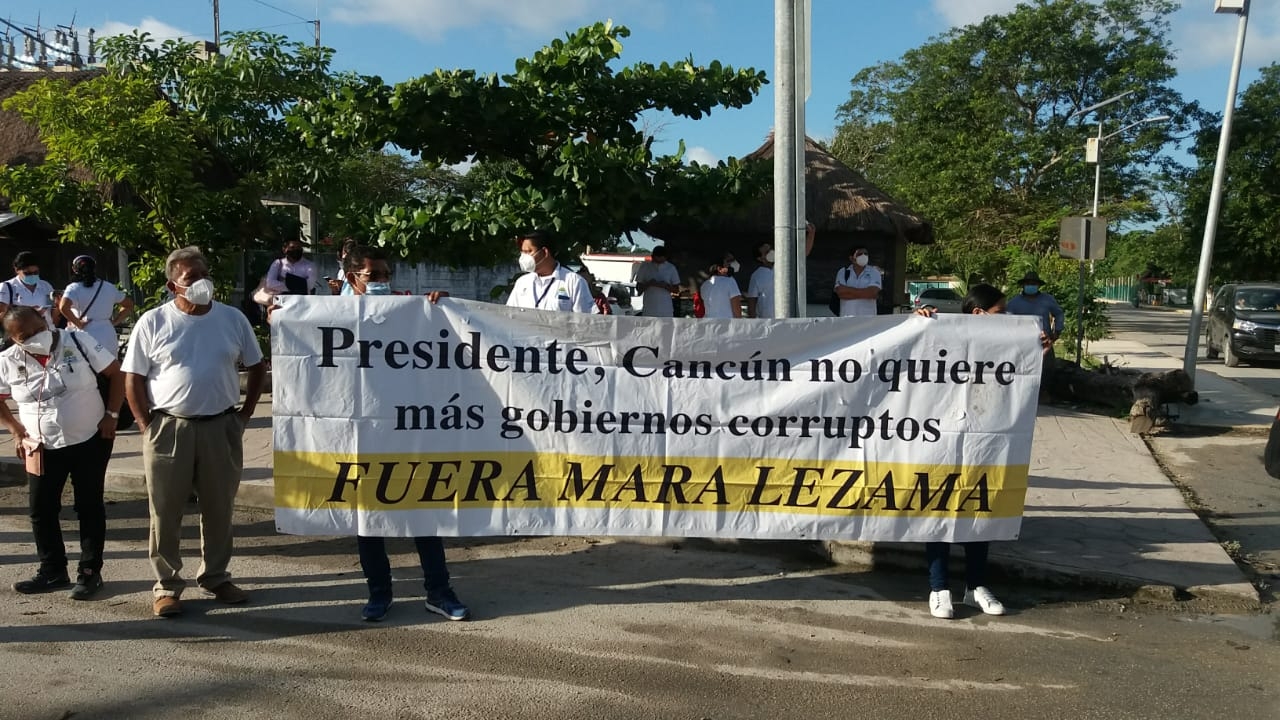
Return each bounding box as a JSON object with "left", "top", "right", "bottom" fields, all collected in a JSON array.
[
  {"left": 123, "top": 246, "right": 267, "bottom": 618},
  {"left": 0, "top": 251, "right": 59, "bottom": 330},
  {"left": 746, "top": 241, "right": 776, "bottom": 319},
  {"left": 506, "top": 230, "right": 594, "bottom": 313},
  {"left": 834, "top": 246, "right": 882, "bottom": 317},
  {"left": 632, "top": 245, "right": 681, "bottom": 317}
]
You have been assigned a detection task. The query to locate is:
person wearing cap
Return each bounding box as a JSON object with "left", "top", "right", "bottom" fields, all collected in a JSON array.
[
  {"left": 0, "top": 251, "right": 59, "bottom": 330},
  {"left": 1006, "top": 271, "right": 1064, "bottom": 397},
  {"left": 1006, "top": 271, "right": 1064, "bottom": 344},
  {"left": 58, "top": 256, "right": 135, "bottom": 353},
  {"left": 632, "top": 246, "right": 681, "bottom": 318},
  {"left": 833, "top": 247, "right": 881, "bottom": 317}
]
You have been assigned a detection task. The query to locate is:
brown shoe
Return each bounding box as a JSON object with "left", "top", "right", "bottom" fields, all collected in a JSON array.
[
  {"left": 153, "top": 596, "right": 183, "bottom": 618},
  {"left": 207, "top": 581, "right": 248, "bottom": 604}
]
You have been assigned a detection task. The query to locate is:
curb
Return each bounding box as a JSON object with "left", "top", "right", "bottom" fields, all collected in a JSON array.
[{"left": 819, "top": 540, "right": 1260, "bottom": 609}]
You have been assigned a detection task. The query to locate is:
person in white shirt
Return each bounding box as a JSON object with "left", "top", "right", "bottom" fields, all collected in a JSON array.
[
  {"left": 0, "top": 306, "right": 125, "bottom": 600},
  {"left": 632, "top": 245, "right": 681, "bottom": 318},
  {"left": 506, "top": 230, "right": 594, "bottom": 313},
  {"left": 699, "top": 254, "right": 743, "bottom": 319},
  {"left": 0, "top": 251, "right": 59, "bottom": 330},
  {"left": 746, "top": 241, "right": 776, "bottom": 319},
  {"left": 58, "top": 255, "right": 135, "bottom": 353},
  {"left": 834, "top": 246, "right": 882, "bottom": 317},
  {"left": 122, "top": 246, "right": 266, "bottom": 618},
  {"left": 264, "top": 239, "right": 318, "bottom": 296}
]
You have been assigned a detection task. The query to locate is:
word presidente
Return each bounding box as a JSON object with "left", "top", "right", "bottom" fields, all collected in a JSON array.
[
  {"left": 326, "top": 459, "right": 995, "bottom": 514},
  {"left": 316, "top": 327, "right": 1018, "bottom": 391}
]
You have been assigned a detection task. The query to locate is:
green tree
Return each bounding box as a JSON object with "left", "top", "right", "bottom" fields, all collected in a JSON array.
[
  {"left": 833, "top": 0, "right": 1199, "bottom": 285},
  {"left": 1182, "top": 63, "right": 1280, "bottom": 282},
  {"left": 291, "top": 21, "right": 770, "bottom": 263}
]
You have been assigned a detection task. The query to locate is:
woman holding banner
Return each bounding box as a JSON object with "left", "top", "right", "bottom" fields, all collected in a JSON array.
[{"left": 915, "top": 284, "right": 1050, "bottom": 619}]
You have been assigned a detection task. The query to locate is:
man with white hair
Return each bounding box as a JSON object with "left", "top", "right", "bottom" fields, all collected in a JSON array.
[{"left": 123, "top": 246, "right": 267, "bottom": 618}]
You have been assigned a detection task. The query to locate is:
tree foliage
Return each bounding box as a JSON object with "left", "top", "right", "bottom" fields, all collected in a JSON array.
[
  {"left": 833, "top": 0, "right": 1199, "bottom": 285},
  {"left": 0, "top": 31, "right": 353, "bottom": 299},
  {"left": 1181, "top": 63, "right": 1280, "bottom": 283},
  {"left": 291, "top": 21, "right": 770, "bottom": 264}
]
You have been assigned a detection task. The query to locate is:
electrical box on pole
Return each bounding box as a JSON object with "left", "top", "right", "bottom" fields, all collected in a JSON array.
[{"left": 1059, "top": 216, "right": 1107, "bottom": 261}]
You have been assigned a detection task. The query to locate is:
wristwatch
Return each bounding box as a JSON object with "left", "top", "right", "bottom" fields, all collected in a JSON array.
[{"left": 105, "top": 411, "right": 120, "bottom": 419}]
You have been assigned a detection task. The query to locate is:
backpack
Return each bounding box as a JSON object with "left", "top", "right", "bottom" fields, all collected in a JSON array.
[{"left": 828, "top": 267, "right": 851, "bottom": 316}]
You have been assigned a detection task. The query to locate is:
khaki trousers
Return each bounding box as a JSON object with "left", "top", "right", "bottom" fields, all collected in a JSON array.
[{"left": 143, "top": 412, "right": 244, "bottom": 597}]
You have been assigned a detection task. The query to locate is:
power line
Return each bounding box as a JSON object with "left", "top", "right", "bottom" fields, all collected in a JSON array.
[{"left": 247, "top": 0, "right": 313, "bottom": 23}]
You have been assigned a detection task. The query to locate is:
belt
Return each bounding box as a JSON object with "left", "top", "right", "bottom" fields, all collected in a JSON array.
[{"left": 153, "top": 407, "right": 237, "bottom": 422}]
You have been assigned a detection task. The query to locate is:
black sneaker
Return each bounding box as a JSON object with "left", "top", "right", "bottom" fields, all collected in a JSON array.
[
  {"left": 13, "top": 572, "right": 71, "bottom": 594},
  {"left": 69, "top": 572, "right": 104, "bottom": 601}
]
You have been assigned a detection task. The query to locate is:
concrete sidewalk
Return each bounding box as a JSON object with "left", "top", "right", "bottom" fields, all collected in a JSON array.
[{"left": 0, "top": 391, "right": 1257, "bottom": 606}]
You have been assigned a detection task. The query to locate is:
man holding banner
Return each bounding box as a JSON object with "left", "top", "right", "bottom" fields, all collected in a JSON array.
[{"left": 340, "top": 246, "right": 470, "bottom": 622}]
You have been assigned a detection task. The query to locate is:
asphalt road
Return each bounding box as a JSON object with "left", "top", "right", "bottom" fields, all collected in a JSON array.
[
  {"left": 1, "top": 487, "right": 1278, "bottom": 720},
  {"left": 1107, "top": 303, "right": 1280, "bottom": 596}
]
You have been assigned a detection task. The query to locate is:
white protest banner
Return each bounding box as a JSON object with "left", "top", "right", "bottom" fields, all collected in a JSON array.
[{"left": 272, "top": 298, "right": 1041, "bottom": 542}]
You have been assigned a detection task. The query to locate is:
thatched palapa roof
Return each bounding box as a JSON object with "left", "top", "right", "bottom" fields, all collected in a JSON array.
[
  {"left": 0, "top": 70, "right": 109, "bottom": 214},
  {"left": 645, "top": 135, "right": 933, "bottom": 245}
]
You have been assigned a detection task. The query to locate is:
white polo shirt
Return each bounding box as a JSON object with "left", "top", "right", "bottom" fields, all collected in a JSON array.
[
  {"left": 835, "top": 265, "right": 882, "bottom": 317},
  {"left": 633, "top": 260, "right": 680, "bottom": 317},
  {"left": 0, "top": 330, "right": 115, "bottom": 449},
  {"left": 506, "top": 264, "right": 594, "bottom": 313},
  {"left": 1, "top": 276, "right": 56, "bottom": 328}
]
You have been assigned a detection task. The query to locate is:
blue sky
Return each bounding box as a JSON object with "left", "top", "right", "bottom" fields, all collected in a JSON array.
[{"left": 12, "top": 1, "right": 1280, "bottom": 165}]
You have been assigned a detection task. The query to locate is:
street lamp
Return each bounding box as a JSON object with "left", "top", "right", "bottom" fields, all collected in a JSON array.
[
  {"left": 1064, "top": 92, "right": 1154, "bottom": 363},
  {"left": 1185, "top": 0, "right": 1251, "bottom": 383}
]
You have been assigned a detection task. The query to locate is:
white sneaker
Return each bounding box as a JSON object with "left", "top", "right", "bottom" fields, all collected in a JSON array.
[
  {"left": 964, "top": 586, "right": 1006, "bottom": 616},
  {"left": 929, "top": 590, "right": 954, "bottom": 619}
]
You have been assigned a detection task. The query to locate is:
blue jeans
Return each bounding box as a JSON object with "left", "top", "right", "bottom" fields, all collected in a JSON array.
[
  {"left": 926, "top": 541, "right": 989, "bottom": 591},
  {"left": 356, "top": 535, "right": 450, "bottom": 600}
]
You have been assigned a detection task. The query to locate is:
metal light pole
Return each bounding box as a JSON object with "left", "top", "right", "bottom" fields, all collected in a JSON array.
[
  {"left": 1067, "top": 91, "right": 1132, "bottom": 363},
  {"left": 773, "top": 0, "right": 799, "bottom": 318},
  {"left": 1185, "top": 0, "right": 1251, "bottom": 382}
]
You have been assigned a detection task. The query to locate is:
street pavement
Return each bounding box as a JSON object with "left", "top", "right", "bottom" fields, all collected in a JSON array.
[{"left": 0, "top": 309, "right": 1260, "bottom": 605}]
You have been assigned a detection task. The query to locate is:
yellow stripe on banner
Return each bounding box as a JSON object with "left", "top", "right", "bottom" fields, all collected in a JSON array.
[{"left": 274, "top": 452, "right": 1027, "bottom": 519}]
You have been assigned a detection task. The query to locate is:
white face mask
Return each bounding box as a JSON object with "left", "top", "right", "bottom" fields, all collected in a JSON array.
[
  {"left": 728, "top": 260, "right": 741, "bottom": 273},
  {"left": 854, "top": 254, "right": 869, "bottom": 267},
  {"left": 178, "top": 278, "right": 215, "bottom": 306},
  {"left": 764, "top": 251, "right": 776, "bottom": 264},
  {"left": 17, "top": 329, "right": 53, "bottom": 356},
  {"left": 518, "top": 251, "right": 539, "bottom": 273}
]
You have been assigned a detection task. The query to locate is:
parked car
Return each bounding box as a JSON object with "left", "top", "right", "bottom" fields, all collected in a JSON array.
[
  {"left": 912, "top": 287, "right": 964, "bottom": 313},
  {"left": 1266, "top": 407, "right": 1280, "bottom": 479},
  {"left": 1204, "top": 282, "right": 1280, "bottom": 367}
]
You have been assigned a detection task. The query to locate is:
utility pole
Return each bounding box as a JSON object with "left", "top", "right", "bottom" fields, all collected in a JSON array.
[
  {"left": 773, "top": 0, "right": 798, "bottom": 319},
  {"left": 313, "top": 19, "right": 320, "bottom": 49},
  {"left": 1185, "top": 1, "right": 1250, "bottom": 382},
  {"left": 213, "top": 0, "right": 221, "bottom": 54}
]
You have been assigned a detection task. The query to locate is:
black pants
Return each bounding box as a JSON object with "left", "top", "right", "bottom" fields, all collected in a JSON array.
[{"left": 29, "top": 434, "right": 113, "bottom": 576}]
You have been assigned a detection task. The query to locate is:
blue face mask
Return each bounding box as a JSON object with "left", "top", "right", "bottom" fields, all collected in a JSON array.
[
  {"left": 20, "top": 273, "right": 39, "bottom": 286},
  {"left": 1023, "top": 285, "right": 1040, "bottom": 295},
  {"left": 365, "top": 282, "right": 392, "bottom": 296}
]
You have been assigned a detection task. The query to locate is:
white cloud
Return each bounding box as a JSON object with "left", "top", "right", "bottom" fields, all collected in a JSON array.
[
  {"left": 1170, "top": 3, "right": 1280, "bottom": 72},
  {"left": 930, "top": 0, "right": 1022, "bottom": 28},
  {"left": 328, "top": 0, "right": 636, "bottom": 40},
  {"left": 98, "top": 16, "right": 201, "bottom": 43},
  {"left": 685, "top": 146, "right": 719, "bottom": 166}
]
